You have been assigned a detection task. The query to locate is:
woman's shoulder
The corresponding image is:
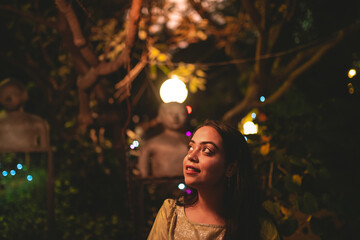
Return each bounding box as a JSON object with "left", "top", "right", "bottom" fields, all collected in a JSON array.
[
  {"left": 162, "top": 198, "right": 177, "bottom": 208},
  {"left": 158, "top": 199, "right": 178, "bottom": 218}
]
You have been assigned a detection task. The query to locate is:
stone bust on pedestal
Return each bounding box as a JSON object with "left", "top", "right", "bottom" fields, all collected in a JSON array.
[
  {"left": 137, "top": 102, "right": 188, "bottom": 178},
  {"left": 0, "top": 78, "right": 49, "bottom": 152}
]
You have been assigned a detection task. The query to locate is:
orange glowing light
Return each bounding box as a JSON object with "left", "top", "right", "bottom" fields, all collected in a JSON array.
[{"left": 186, "top": 105, "right": 192, "bottom": 114}]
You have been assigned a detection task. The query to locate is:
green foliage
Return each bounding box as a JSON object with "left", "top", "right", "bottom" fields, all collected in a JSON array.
[
  {"left": 250, "top": 51, "right": 360, "bottom": 239},
  {"left": 279, "top": 217, "right": 298, "bottom": 236},
  {"left": 0, "top": 163, "right": 47, "bottom": 239}
]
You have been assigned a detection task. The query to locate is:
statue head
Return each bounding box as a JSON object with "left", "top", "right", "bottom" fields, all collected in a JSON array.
[
  {"left": 0, "top": 78, "right": 28, "bottom": 112},
  {"left": 157, "top": 102, "right": 187, "bottom": 131}
]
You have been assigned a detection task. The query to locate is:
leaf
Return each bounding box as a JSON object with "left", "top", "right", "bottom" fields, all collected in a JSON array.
[
  {"left": 150, "top": 64, "right": 157, "bottom": 79},
  {"left": 260, "top": 142, "right": 270, "bottom": 156},
  {"left": 157, "top": 54, "right": 167, "bottom": 62},
  {"left": 284, "top": 175, "right": 301, "bottom": 193},
  {"left": 297, "top": 192, "right": 318, "bottom": 214},
  {"left": 195, "top": 69, "right": 206, "bottom": 77},
  {"left": 262, "top": 200, "right": 282, "bottom": 218},
  {"left": 149, "top": 47, "right": 160, "bottom": 59},
  {"left": 188, "top": 76, "right": 206, "bottom": 93},
  {"left": 279, "top": 218, "right": 298, "bottom": 236},
  {"left": 58, "top": 66, "right": 70, "bottom": 77},
  {"left": 292, "top": 174, "right": 302, "bottom": 186}
]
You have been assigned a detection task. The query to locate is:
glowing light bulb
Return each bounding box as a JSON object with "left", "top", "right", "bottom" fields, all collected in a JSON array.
[
  {"left": 10, "top": 170, "right": 16, "bottom": 176},
  {"left": 243, "top": 121, "right": 258, "bottom": 135},
  {"left": 178, "top": 183, "right": 185, "bottom": 190},
  {"left": 130, "top": 144, "right": 135, "bottom": 150},
  {"left": 17, "top": 164, "right": 23, "bottom": 170},
  {"left": 132, "top": 140, "right": 139, "bottom": 147},
  {"left": 260, "top": 96, "right": 265, "bottom": 102},
  {"left": 186, "top": 189, "right": 192, "bottom": 194},
  {"left": 348, "top": 69, "right": 356, "bottom": 78},
  {"left": 251, "top": 112, "right": 256, "bottom": 119},
  {"left": 27, "top": 175, "right": 33, "bottom": 181},
  {"left": 160, "top": 76, "right": 188, "bottom": 103},
  {"left": 2, "top": 171, "right": 8, "bottom": 177},
  {"left": 186, "top": 131, "right": 192, "bottom": 137}
]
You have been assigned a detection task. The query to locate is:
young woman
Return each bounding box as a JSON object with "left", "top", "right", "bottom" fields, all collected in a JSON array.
[{"left": 148, "top": 120, "right": 279, "bottom": 240}]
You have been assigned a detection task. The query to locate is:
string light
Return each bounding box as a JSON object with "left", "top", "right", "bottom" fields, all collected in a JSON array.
[
  {"left": 186, "top": 189, "right": 192, "bottom": 194},
  {"left": 186, "top": 131, "right": 192, "bottom": 137},
  {"left": 178, "top": 183, "right": 185, "bottom": 190},
  {"left": 132, "top": 140, "right": 139, "bottom": 147},
  {"left": 260, "top": 96, "right": 266, "bottom": 102},
  {"left": 251, "top": 112, "right": 256, "bottom": 119},
  {"left": 27, "top": 175, "right": 33, "bottom": 181},
  {"left": 141, "top": 37, "right": 325, "bottom": 67},
  {"left": 17, "top": 163, "right": 23, "bottom": 170},
  {"left": 10, "top": 170, "right": 16, "bottom": 176},
  {"left": 2, "top": 171, "right": 8, "bottom": 177}
]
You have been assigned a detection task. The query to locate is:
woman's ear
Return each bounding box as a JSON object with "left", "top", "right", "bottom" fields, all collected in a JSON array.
[{"left": 225, "top": 161, "right": 237, "bottom": 177}]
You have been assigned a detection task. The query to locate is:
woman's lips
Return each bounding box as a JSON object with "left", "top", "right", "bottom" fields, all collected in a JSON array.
[{"left": 185, "top": 165, "right": 200, "bottom": 174}]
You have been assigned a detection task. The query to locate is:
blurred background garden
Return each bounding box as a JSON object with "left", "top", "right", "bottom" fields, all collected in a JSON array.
[{"left": 0, "top": 0, "right": 359, "bottom": 239}]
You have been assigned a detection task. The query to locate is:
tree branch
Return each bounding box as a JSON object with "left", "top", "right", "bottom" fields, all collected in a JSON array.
[
  {"left": 264, "top": 20, "right": 360, "bottom": 105},
  {"left": 77, "top": 0, "right": 143, "bottom": 90},
  {"left": 241, "top": 0, "right": 261, "bottom": 30},
  {"left": 114, "top": 53, "right": 147, "bottom": 101},
  {"left": 222, "top": 21, "right": 360, "bottom": 123},
  {"left": 260, "top": 35, "right": 342, "bottom": 105},
  {"left": 55, "top": 0, "right": 98, "bottom": 67},
  {"left": 268, "top": 0, "right": 296, "bottom": 52}
]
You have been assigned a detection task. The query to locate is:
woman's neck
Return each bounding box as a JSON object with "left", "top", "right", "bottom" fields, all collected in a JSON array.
[{"left": 185, "top": 185, "right": 226, "bottom": 225}]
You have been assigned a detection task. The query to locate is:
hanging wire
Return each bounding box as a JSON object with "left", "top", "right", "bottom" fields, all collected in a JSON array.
[
  {"left": 75, "top": 0, "right": 96, "bottom": 24},
  {"left": 73, "top": 0, "right": 337, "bottom": 70}
]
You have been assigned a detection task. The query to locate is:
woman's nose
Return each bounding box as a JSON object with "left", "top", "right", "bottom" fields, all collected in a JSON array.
[{"left": 187, "top": 150, "right": 199, "bottom": 162}]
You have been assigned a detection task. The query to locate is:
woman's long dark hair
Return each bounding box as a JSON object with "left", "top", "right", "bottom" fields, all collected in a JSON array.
[{"left": 177, "top": 120, "right": 261, "bottom": 240}]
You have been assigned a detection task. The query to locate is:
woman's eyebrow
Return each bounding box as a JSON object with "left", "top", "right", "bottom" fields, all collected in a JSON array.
[{"left": 189, "top": 140, "right": 219, "bottom": 150}]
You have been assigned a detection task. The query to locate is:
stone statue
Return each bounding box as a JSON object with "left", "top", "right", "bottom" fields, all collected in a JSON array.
[
  {"left": 0, "top": 78, "right": 49, "bottom": 151},
  {"left": 137, "top": 102, "right": 188, "bottom": 178}
]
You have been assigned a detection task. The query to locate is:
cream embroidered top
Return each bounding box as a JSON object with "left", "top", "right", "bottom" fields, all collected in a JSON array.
[{"left": 148, "top": 199, "right": 280, "bottom": 240}]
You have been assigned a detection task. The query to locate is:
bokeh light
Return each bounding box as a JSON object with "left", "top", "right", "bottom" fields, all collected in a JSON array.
[
  {"left": 17, "top": 163, "right": 23, "bottom": 170},
  {"left": 186, "top": 189, "right": 192, "bottom": 194},
  {"left": 132, "top": 140, "right": 139, "bottom": 147},
  {"left": 10, "top": 170, "right": 16, "bottom": 176},
  {"left": 2, "top": 171, "right": 8, "bottom": 177},
  {"left": 178, "top": 183, "right": 185, "bottom": 190},
  {"left": 348, "top": 69, "right": 356, "bottom": 78},
  {"left": 243, "top": 121, "right": 258, "bottom": 135},
  {"left": 27, "top": 175, "right": 33, "bottom": 181},
  {"left": 251, "top": 112, "right": 256, "bottom": 119},
  {"left": 186, "top": 131, "right": 192, "bottom": 137},
  {"left": 260, "top": 96, "right": 266, "bottom": 102},
  {"left": 160, "top": 76, "right": 188, "bottom": 103},
  {"left": 186, "top": 105, "right": 192, "bottom": 114}
]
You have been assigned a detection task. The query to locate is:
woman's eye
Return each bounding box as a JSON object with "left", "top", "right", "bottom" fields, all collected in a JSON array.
[{"left": 202, "top": 147, "right": 213, "bottom": 154}]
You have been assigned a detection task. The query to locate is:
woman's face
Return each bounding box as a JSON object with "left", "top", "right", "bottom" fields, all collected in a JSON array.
[{"left": 183, "top": 126, "right": 227, "bottom": 189}]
